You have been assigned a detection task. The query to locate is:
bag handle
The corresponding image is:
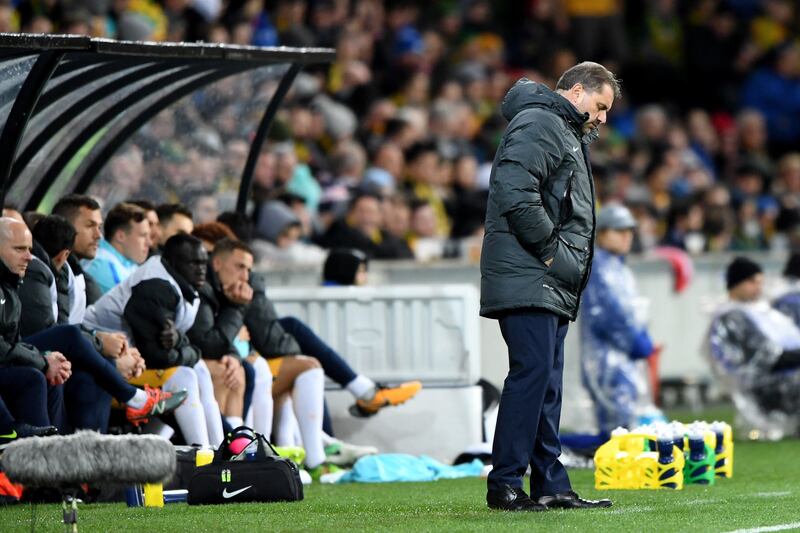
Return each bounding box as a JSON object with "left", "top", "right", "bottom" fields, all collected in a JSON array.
[{"left": 213, "top": 426, "right": 280, "bottom": 463}]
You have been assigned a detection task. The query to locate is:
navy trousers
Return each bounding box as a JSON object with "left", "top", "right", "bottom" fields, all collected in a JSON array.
[
  {"left": 487, "top": 309, "right": 573, "bottom": 498},
  {"left": 279, "top": 316, "right": 357, "bottom": 436},
  {"left": 0, "top": 367, "right": 52, "bottom": 429},
  {"left": 24, "top": 325, "right": 137, "bottom": 404},
  {"left": 64, "top": 370, "right": 111, "bottom": 432}
]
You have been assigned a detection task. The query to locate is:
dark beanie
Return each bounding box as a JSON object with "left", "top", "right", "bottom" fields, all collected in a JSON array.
[
  {"left": 784, "top": 252, "right": 800, "bottom": 279},
  {"left": 726, "top": 256, "right": 763, "bottom": 290},
  {"left": 323, "top": 248, "right": 368, "bottom": 286}
]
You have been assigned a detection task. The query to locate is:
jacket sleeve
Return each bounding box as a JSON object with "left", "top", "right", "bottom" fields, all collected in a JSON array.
[
  {"left": 491, "top": 110, "right": 565, "bottom": 260},
  {"left": 244, "top": 274, "right": 301, "bottom": 357},
  {"left": 187, "top": 296, "right": 245, "bottom": 360},
  {"left": 56, "top": 265, "right": 70, "bottom": 325},
  {"left": 0, "top": 338, "right": 47, "bottom": 371},
  {"left": 123, "top": 279, "right": 201, "bottom": 369},
  {"left": 17, "top": 265, "right": 56, "bottom": 338}
]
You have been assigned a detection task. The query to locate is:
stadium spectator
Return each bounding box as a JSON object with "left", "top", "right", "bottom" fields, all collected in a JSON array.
[
  {"left": 318, "top": 191, "right": 413, "bottom": 260},
  {"left": 252, "top": 199, "right": 327, "bottom": 266},
  {"left": 740, "top": 41, "right": 800, "bottom": 155},
  {"left": 5, "top": 1, "right": 800, "bottom": 259},
  {"left": 322, "top": 248, "right": 368, "bottom": 286},
  {"left": 85, "top": 203, "right": 150, "bottom": 294}
]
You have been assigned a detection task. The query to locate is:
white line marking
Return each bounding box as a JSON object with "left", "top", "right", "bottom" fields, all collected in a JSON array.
[
  {"left": 722, "top": 522, "right": 800, "bottom": 533},
  {"left": 753, "top": 491, "right": 792, "bottom": 498},
  {"left": 605, "top": 505, "right": 655, "bottom": 515},
  {"left": 681, "top": 499, "right": 717, "bottom": 506}
]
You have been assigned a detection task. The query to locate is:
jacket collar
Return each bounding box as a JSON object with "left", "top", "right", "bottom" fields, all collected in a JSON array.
[
  {"left": 98, "top": 238, "right": 139, "bottom": 269},
  {"left": 553, "top": 92, "right": 591, "bottom": 137},
  {"left": 32, "top": 240, "right": 59, "bottom": 276},
  {"left": 196, "top": 265, "right": 222, "bottom": 304},
  {"left": 67, "top": 254, "right": 84, "bottom": 275},
  {"left": 501, "top": 78, "right": 590, "bottom": 137},
  {"left": 160, "top": 257, "right": 198, "bottom": 302},
  {"left": 0, "top": 259, "right": 21, "bottom": 287}
]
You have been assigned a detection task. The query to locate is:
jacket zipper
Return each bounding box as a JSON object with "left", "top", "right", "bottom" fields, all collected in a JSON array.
[
  {"left": 574, "top": 143, "right": 596, "bottom": 319},
  {"left": 558, "top": 234, "right": 588, "bottom": 252}
]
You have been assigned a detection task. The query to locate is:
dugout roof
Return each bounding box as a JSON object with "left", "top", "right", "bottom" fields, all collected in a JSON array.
[{"left": 0, "top": 33, "right": 335, "bottom": 213}]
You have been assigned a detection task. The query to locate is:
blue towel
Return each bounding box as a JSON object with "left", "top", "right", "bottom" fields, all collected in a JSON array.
[{"left": 339, "top": 454, "right": 484, "bottom": 483}]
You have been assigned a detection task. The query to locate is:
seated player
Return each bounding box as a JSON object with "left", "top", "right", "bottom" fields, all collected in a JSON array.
[
  {"left": 708, "top": 257, "right": 800, "bottom": 430},
  {"left": 84, "top": 234, "right": 224, "bottom": 446}
]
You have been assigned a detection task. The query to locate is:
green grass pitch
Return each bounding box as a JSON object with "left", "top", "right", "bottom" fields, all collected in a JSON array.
[{"left": 1, "top": 438, "right": 798, "bottom": 532}]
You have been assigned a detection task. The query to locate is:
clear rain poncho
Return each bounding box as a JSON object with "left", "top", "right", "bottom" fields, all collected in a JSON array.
[
  {"left": 706, "top": 300, "right": 800, "bottom": 438},
  {"left": 579, "top": 248, "right": 661, "bottom": 434}
]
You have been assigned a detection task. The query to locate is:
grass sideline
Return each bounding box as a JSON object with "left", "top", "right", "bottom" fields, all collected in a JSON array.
[{"left": 1, "top": 439, "right": 799, "bottom": 532}]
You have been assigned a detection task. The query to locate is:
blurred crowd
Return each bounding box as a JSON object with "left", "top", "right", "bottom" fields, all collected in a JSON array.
[{"left": 3, "top": 0, "right": 800, "bottom": 264}]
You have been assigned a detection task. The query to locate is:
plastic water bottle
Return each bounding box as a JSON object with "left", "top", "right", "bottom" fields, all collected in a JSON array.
[
  {"left": 685, "top": 430, "right": 715, "bottom": 485},
  {"left": 688, "top": 431, "right": 706, "bottom": 460},
  {"left": 611, "top": 427, "right": 628, "bottom": 437},
  {"left": 143, "top": 483, "right": 164, "bottom": 507},
  {"left": 670, "top": 422, "right": 685, "bottom": 452},
  {"left": 711, "top": 421, "right": 726, "bottom": 472},
  {"left": 124, "top": 485, "right": 144, "bottom": 507},
  {"left": 196, "top": 448, "right": 214, "bottom": 467},
  {"left": 657, "top": 433, "right": 678, "bottom": 489},
  {"left": 244, "top": 438, "right": 258, "bottom": 461}
]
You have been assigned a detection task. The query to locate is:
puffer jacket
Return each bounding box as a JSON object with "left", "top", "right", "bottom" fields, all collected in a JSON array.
[
  {"left": 480, "top": 78, "right": 597, "bottom": 320},
  {"left": 0, "top": 260, "right": 46, "bottom": 371}
]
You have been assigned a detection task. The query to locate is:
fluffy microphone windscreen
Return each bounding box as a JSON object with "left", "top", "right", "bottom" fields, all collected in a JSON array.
[{"left": 1, "top": 431, "right": 176, "bottom": 487}]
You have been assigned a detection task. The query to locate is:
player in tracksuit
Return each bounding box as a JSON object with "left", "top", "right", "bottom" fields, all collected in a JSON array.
[{"left": 579, "top": 205, "right": 662, "bottom": 435}]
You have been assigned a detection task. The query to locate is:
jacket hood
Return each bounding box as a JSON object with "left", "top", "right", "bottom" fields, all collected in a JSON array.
[
  {"left": 501, "top": 78, "right": 589, "bottom": 135},
  {"left": 160, "top": 257, "right": 199, "bottom": 302},
  {"left": 67, "top": 254, "right": 84, "bottom": 275},
  {"left": 32, "top": 240, "right": 58, "bottom": 275},
  {"left": 256, "top": 201, "right": 301, "bottom": 244}
]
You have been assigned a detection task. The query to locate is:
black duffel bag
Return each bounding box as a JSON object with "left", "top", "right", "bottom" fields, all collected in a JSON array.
[{"left": 188, "top": 427, "right": 303, "bottom": 505}]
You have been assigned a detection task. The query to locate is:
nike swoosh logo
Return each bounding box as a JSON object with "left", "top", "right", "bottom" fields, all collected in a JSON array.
[
  {"left": 572, "top": 146, "right": 580, "bottom": 152},
  {"left": 222, "top": 486, "right": 252, "bottom": 499},
  {"left": 0, "top": 430, "right": 17, "bottom": 439}
]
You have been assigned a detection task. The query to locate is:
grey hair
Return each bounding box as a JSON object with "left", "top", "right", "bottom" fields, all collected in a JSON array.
[{"left": 556, "top": 61, "right": 621, "bottom": 99}]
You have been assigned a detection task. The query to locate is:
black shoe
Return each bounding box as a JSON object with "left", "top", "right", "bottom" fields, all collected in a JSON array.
[
  {"left": 487, "top": 485, "right": 548, "bottom": 512},
  {"left": 0, "top": 423, "right": 58, "bottom": 449},
  {"left": 537, "top": 490, "right": 612, "bottom": 509}
]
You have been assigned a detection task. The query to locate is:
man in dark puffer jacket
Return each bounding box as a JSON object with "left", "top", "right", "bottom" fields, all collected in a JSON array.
[{"left": 481, "top": 63, "right": 619, "bottom": 512}]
